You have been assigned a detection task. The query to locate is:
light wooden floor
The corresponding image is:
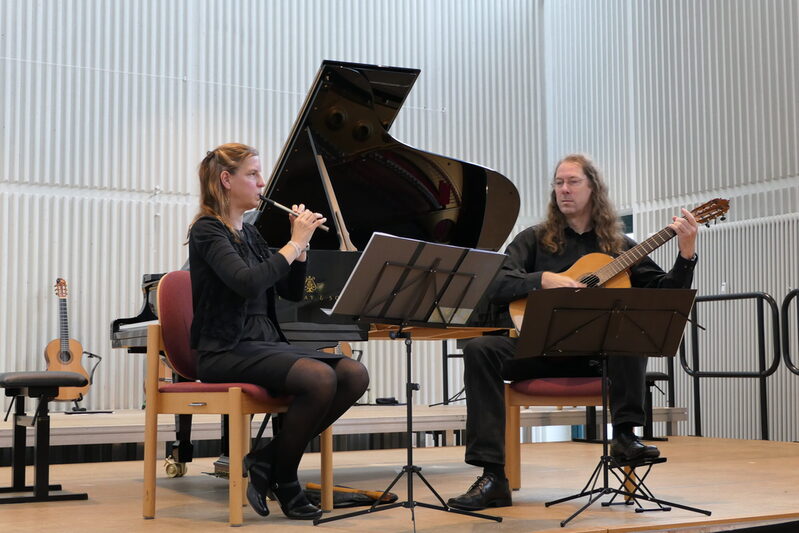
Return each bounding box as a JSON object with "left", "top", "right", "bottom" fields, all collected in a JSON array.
[
  {"left": 0, "top": 405, "right": 687, "bottom": 447},
  {"left": 1, "top": 437, "right": 798, "bottom": 532}
]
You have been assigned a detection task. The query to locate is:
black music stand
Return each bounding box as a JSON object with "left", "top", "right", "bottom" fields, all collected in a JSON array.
[
  {"left": 315, "top": 233, "right": 505, "bottom": 527},
  {"left": 515, "top": 288, "right": 711, "bottom": 527}
]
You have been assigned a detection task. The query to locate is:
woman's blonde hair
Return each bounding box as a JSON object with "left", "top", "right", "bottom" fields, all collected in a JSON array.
[
  {"left": 538, "top": 154, "right": 624, "bottom": 255},
  {"left": 189, "top": 142, "right": 259, "bottom": 238}
]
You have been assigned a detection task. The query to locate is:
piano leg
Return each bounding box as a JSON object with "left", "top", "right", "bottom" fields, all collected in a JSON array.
[
  {"left": 169, "top": 371, "right": 195, "bottom": 473},
  {"left": 213, "top": 415, "right": 231, "bottom": 476},
  {"left": 171, "top": 414, "right": 194, "bottom": 463}
]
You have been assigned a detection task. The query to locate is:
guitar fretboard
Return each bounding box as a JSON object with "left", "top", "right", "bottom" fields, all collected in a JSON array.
[
  {"left": 59, "top": 298, "right": 70, "bottom": 353},
  {"left": 594, "top": 226, "right": 677, "bottom": 282}
]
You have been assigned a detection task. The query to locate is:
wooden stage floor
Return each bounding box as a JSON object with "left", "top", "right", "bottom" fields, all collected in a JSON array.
[{"left": 1, "top": 437, "right": 798, "bottom": 532}]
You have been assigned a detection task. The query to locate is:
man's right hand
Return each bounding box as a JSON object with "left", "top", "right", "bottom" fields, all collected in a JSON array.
[{"left": 541, "top": 271, "right": 586, "bottom": 289}]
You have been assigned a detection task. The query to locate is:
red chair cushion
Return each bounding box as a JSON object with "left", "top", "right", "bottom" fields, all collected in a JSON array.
[
  {"left": 159, "top": 381, "right": 291, "bottom": 405},
  {"left": 510, "top": 377, "right": 602, "bottom": 397}
]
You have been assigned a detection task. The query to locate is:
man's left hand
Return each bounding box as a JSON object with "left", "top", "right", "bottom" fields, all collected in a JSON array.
[{"left": 671, "top": 207, "right": 698, "bottom": 260}]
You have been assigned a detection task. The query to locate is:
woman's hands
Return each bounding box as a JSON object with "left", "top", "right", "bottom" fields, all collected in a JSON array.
[
  {"left": 289, "top": 203, "right": 326, "bottom": 247},
  {"left": 278, "top": 203, "right": 327, "bottom": 264}
]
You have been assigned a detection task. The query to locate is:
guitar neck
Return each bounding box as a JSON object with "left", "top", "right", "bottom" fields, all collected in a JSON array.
[
  {"left": 59, "top": 298, "right": 70, "bottom": 353},
  {"left": 595, "top": 226, "right": 676, "bottom": 281}
]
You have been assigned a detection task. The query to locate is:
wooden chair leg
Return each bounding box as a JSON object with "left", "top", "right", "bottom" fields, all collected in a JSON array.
[
  {"left": 504, "top": 385, "right": 521, "bottom": 491},
  {"left": 142, "top": 325, "right": 160, "bottom": 519},
  {"left": 228, "top": 389, "right": 244, "bottom": 526},
  {"left": 320, "top": 426, "right": 333, "bottom": 512}
]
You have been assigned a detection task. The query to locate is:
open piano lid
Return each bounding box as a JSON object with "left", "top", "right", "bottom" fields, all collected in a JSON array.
[{"left": 254, "top": 60, "right": 520, "bottom": 253}]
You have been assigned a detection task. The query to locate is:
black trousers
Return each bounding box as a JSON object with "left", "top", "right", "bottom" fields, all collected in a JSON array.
[{"left": 462, "top": 335, "right": 648, "bottom": 467}]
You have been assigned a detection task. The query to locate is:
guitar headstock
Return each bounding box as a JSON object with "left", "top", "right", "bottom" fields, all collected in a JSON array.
[
  {"left": 54, "top": 278, "right": 68, "bottom": 299},
  {"left": 690, "top": 198, "right": 730, "bottom": 226}
]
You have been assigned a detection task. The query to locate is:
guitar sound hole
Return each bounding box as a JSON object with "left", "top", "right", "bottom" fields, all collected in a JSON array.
[
  {"left": 580, "top": 274, "right": 600, "bottom": 287},
  {"left": 59, "top": 350, "right": 73, "bottom": 363}
]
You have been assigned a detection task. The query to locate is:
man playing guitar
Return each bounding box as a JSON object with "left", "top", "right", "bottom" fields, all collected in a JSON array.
[{"left": 447, "top": 154, "right": 699, "bottom": 511}]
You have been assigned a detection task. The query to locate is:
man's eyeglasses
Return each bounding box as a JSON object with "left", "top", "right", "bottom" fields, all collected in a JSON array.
[{"left": 552, "top": 178, "right": 588, "bottom": 189}]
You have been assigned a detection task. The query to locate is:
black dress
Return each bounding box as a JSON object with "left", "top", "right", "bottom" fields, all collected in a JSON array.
[{"left": 190, "top": 217, "right": 342, "bottom": 395}]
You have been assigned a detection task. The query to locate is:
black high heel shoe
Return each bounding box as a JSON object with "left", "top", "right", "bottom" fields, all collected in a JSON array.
[
  {"left": 271, "top": 480, "right": 322, "bottom": 520},
  {"left": 243, "top": 454, "right": 272, "bottom": 517}
]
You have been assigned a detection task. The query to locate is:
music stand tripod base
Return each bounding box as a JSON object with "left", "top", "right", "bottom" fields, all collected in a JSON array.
[{"left": 315, "top": 331, "right": 501, "bottom": 525}]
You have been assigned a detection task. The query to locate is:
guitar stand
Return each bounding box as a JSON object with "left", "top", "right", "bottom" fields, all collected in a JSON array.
[
  {"left": 64, "top": 395, "right": 112, "bottom": 415},
  {"left": 315, "top": 332, "right": 502, "bottom": 527},
  {"left": 64, "top": 353, "right": 112, "bottom": 415}
]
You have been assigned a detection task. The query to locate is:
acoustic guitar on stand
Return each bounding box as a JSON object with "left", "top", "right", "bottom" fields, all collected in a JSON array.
[
  {"left": 510, "top": 198, "right": 730, "bottom": 332},
  {"left": 44, "top": 278, "right": 90, "bottom": 401}
]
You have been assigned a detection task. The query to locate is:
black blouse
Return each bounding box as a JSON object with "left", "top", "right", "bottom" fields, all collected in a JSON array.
[{"left": 188, "top": 216, "right": 307, "bottom": 351}]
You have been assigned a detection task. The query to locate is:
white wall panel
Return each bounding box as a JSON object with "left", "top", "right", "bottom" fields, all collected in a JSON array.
[
  {"left": 630, "top": 0, "right": 799, "bottom": 201},
  {"left": 543, "top": 0, "right": 635, "bottom": 210},
  {"left": 1, "top": 0, "right": 543, "bottom": 411}
]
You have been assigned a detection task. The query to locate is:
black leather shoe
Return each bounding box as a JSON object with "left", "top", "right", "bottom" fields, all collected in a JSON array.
[
  {"left": 272, "top": 480, "right": 323, "bottom": 520},
  {"left": 610, "top": 432, "right": 660, "bottom": 462},
  {"left": 243, "top": 454, "right": 271, "bottom": 517},
  {"left": 446, "top": 472, "right": 512, "bottom": 511}
]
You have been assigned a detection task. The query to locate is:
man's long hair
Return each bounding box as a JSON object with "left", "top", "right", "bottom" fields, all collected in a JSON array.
[
  {"left": 189, "top": 142, "right": 259, "bottom": 239},
  {"left": 538, "top": 154, "right": 625, "bottom": 255}
]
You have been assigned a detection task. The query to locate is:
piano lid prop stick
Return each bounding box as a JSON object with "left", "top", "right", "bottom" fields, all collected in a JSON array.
[{"left": 258, "top": 194, "right": 330, "bottom": 232}]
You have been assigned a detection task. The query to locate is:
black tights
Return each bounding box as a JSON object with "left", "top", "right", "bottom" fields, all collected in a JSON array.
[{"left": 256, "top": 357, "right": 369, "bottom": 482}]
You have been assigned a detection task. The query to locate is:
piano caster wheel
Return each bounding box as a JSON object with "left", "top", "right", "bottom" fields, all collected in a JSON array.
[{"left": 164, "top": 456, "right": 187, "bottom": 478}]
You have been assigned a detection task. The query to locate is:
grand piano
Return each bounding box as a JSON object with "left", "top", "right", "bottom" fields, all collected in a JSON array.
[{"left": 111, "top": 60, "right": 520, "bottom": 470}]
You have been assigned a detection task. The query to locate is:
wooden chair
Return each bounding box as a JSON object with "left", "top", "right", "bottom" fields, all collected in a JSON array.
[
  {"left": 142, "top": 270, "right": 334, "bottom": 526},
  {"left": 503, "top": 377, "right": 603, "bottom": 490}
]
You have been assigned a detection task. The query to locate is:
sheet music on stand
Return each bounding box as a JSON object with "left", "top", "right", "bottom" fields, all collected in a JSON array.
[
  {"left": 317, "top": 232, "right": 507, "bottom": 526},
  {"left": 331, "top": 232, "right": 505, "bottom": 327}
]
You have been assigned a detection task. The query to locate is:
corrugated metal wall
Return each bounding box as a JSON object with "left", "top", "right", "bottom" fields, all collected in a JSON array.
[
  {"left": 537, "top": 0, "right": 798, "bottom": 441},
  {"left": 0, "top": 0, "right": 544, "bottom": 411},
  {"left": 2, "top": 0, "right": 798, "bottom": 441}
]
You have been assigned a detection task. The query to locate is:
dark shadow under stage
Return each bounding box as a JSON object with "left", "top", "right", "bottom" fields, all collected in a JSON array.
[{"left": 1, "top": 436, "right": 798, "bottom": 532}]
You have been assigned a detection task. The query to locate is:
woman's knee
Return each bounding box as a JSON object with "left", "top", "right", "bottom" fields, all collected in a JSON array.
[
  {"left": 337, "top": 359, "right": 370, "bottom": 394},
  {"left": 288, "top": 358, "right": 338, "bottom": 397}
]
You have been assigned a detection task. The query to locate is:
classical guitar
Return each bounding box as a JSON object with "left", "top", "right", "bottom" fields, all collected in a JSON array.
[
  {"left": 44, "top": 278, "right": 90, "bottom": 401},
  {"left": 510, "top": 198, "right": 730, "bottom": 331}
]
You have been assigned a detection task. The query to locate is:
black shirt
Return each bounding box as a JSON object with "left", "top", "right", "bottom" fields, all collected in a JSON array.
[
  {"left": 188, "top": 216, "right": 306, "bottom": 351},
  {"left": 491, "top": 224, "right": 697, "bottom": 305}
]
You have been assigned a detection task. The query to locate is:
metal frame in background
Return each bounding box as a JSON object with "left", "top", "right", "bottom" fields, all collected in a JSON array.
[
  {"left": 780, "top": 289, "right": 799, "bottom": 376},
  {"left": 679, "top": 292, "right": 781, "bottom": 440}
]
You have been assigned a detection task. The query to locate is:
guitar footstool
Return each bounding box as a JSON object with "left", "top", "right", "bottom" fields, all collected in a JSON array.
[{"left": 0, "top": 371, "right": 89, "bottom": 504}]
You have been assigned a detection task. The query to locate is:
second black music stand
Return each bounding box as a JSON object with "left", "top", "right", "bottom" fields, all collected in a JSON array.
[
  {"left": 514, "top": 288, "right": 711, "bottom": 526},
  {"left": 315, "top": 233, "right": 505, "bottom": 527}
]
